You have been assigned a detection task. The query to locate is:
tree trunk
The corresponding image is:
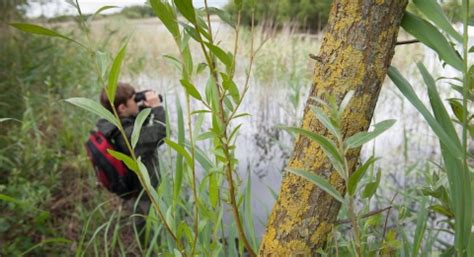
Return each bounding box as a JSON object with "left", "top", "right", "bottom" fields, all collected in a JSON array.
[{"left": 258, "top": 0, "right": 408, "bottom": 255}]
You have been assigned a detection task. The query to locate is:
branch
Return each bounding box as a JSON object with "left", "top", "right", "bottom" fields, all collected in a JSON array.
[{"left": 336, "top": 206, "right": 392, "bottom": 225}]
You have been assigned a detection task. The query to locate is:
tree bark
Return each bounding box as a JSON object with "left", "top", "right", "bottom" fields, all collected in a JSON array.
[{"left": 258, "top": 0, "right": 408, "bottom": 255}]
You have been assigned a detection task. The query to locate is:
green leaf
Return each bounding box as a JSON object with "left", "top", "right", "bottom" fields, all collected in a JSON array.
[
  {"left": 137, "top": 158, "right": 152, "bottom": 188},
  {"left": 413, "top": 0, "right": 463, "bottom": 42},
  {"left": 205, "top": 43, "right": 233, "bottom": 70},
  {"left": 65, "top": 97, "right": 118, "bottom": 127},
  {"left": 163, "top": 54, "right": 182, "bottom": 71},
  {"left": 209, "top": 172, "right": 219, "bottom": 208},
  {"left": 412, "top": 197, "right": 428, "bottom": 257},
  {"left": 107, "top": 44, "right": 127, "bottom": 103},
  {"left": 228, "top": 124, "right": 242, "bottom": 143},
  {"left": 286, "top": 168, "right": 344, "bottom": 203},
  {"left": 10, "top": 23, "right": 85, "bottom": 48},
  {"left": 311, "top": 106, "right": 341, "bottom": 138},
  {"left": 131, "top": 108, "right": 151, "bottom": 149},
  {"left": 419, "top": 62, "right": 472, "bottom": 249},
  {"left": 244, "top": 174, "right": 258, "bottom": 250},
  {"left": 0, "top": 194, "right": 19, "bottom": 204},
  {"left": 401, "top": 12, "right": 463, "bottom": 71},
  {"left": 196, "top": 62, "right": 207, "bottom": 74},
  {"left": 180, "top": 79, "right": 202, "bottom": 100},
  {"left": 95, "top": 50, "right": 109, "bottom": 80},
  {"left": 197, "top": 131, "right": 216, "bottom": 141},
  {"left": 150, "top": 0, "right": 180, "bottom": 39},
  {"left": 345, "top": 120, "right": 396, "bottom": 149},
  {"left": 418, "top": 63, "right": 463, "bottom": 148},
  {"left": 107, "top": 149, "right": 139, "bottom": 172},
  {"left": 361, "top": 169, "right": 381, "bottom": 199},
  {"left": 348, "top": 156, "right": 379, "bottom": 196},
  {"left": 87, "top": 5, "right": 118, "bottom": 23},
  {"left": 279, "top": 126, "right": 345, "bottom": 178},
  {"left": 165, "top": 139, "right": 193, "bottom": 166},
  {"left": 232, "top": 113, "right": 251, "bottom": 120},
  {"left": 206, "top": 7, "right": 235, "bottom": 28},
  {"left": 174, "top": 0, "right": 196, "bottom": 24},
  {"left": 448, "top": 98, "right": 465, "bottom": 122},
  {"left": 0, "top": 118, "right": 20, "bottom": 123},
  {"left": 221, "top": 73, "right": 240, "bottom": 103},
  {"left": 429, "top": 204, "right": 454, "bottom": 218},
  {"left": 388, "top": 66, "right": 463, "bottom": 157},
  {"left": 174, "top": 98, "right": 185, "bottom": 201}
]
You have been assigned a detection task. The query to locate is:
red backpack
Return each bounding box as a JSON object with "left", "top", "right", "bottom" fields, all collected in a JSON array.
[{"left": 85, "top": 130, "right": 139, "bottom": 199}]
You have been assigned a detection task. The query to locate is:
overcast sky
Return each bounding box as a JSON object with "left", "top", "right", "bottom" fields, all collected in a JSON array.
[{"left": 27, "top": 0, "right": 228, "bottom": 18}]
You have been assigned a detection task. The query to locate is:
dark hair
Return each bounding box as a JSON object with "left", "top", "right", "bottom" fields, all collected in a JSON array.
[{"left": 100, "top": 82, "right": 135, "bottom": 113}]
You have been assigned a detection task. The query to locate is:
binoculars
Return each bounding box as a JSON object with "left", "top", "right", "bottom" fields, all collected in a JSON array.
[{"left": 134, "top": 90, "right": 163, "bottom": 103}]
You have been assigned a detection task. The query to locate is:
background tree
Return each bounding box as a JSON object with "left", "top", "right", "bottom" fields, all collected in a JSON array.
[
  {"left": 225, "top": 0, "right": 332, "bottom": 32},
  {"left": 258, "top": 0, "right": 408, "bottom": 255}
]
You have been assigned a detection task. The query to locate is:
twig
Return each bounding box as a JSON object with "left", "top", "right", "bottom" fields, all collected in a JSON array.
[
  {"left": 382, "top": 193, "right": 398, "bottom": 239},
  {"left": 396, "top": 39, "right": 419, "bottom": 46},
  {"left": 336, "top": 206, "right": 392, "bottom": 225},
  {"left": 309, "top": 53, "right": 323, "bottom": 62}
]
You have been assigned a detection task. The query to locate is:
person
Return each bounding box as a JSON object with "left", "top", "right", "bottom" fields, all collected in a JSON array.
[{"left": 95, "top": 82, "right": 166, "bottom": 232}]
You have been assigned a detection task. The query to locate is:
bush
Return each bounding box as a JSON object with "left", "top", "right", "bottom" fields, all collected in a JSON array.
[
  {"left": 0, "top": 25, "right": 103, "bottom": 255},
  {"left": 120, "top": 5, "right": 154, "bottom": 19},
  {"left": 225, "top": 0, "right": 332, "bottom": 32}
]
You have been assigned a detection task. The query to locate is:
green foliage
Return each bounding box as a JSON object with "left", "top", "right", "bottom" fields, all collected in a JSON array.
[
  {"left": 120, "top": 5, "right": 155, "bottom": 19},
  {"left": 0, "top": 25, "right": 99, "bottom": 255},
  {"left": 390, "top": 0, "right": 473, "bottom": 255},
  {"left": 225, "top": 0, "right": 332, "bottom": 32}
]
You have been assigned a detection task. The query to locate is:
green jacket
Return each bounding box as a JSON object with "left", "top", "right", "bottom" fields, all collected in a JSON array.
[{"left": 96, "top": 106, "right": 167, "bottom": 189}]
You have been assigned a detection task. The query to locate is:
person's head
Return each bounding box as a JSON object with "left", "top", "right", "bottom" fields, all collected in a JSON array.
[{"left": 100, "top": 82, "right": 138, "bottom": 118}]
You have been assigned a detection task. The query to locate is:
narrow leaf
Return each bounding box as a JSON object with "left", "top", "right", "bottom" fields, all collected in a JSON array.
[
  {"left": 311, "top": 106, "right": 341, "bottom": 138},
  {"left": 345, "top": 120, "right": 396, "bottom": 149},
  {"left": 348, "top": 156, "right": 379, "bottom": 196},
  {"left": 165, "top": 139, "right": 193, "bottom": 166},
  {"left": 280, "top": 126, "right": 345, "bottom": 177},
  {"left": 388, "top": 66, "right": 463, "bottom": 157},
  {"left": 180, "top": 79, "right": 202, "bottom": 100},
  {"left": 107, "top": 44, "right": 127, "bottom": 103},
  {"left": 88, "top": 5, "right": 118, "bottom": 23},
  {"left": 401, "top": 12, "right": 463, "bottom": 71},
  {"left": 287, "top": 168, "right": 344, "bottom": 203},
  {"left": 413, "top": 0, "right": 463, "bottom": 42},
  {"left": 66, "top": 97, "right": 118, "bottom": 127},
  {"left": 412, "top": 197, "right": 428, "bottom": 256},
  {"left": 174, "top": 0, "right": 196, "bottom": 24},
  {"left": 131, "top": 108, "right": 151, "bottom": 149},
  {"left": 0, "top": 194, "right": 19, "bottom": 204},
  {"left": 10, "top": 23, "right": 85, "bottom": 48},
  {"left": 107, "top": 149, "right": 138, "bottom": 172},
  {"left": 361, "top": 169, "right": 381, "bottom": 199},
  {"left": 205, "top": 42, "right": 233, "bottom": 69},
  {"left": 207, "top": 7, "right": 235, "bottom": 28},
  {"left": 221, "top": 73, "right": 240, "bottom": 103},
  {"left": 150, "top": 0, "right": 180, "bottom": 39}
]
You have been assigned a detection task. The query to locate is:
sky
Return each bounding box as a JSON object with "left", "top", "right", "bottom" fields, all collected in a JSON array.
[{"left": 27, "top": 0, "right": 228, "bottom": 18}]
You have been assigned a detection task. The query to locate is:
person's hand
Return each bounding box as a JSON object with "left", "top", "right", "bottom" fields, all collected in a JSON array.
[{"left": 143, "top": 91, "right": 161, "bottom": 108}]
